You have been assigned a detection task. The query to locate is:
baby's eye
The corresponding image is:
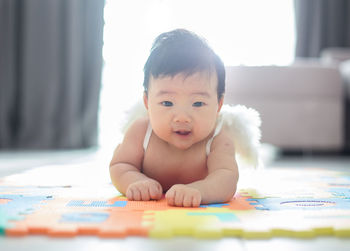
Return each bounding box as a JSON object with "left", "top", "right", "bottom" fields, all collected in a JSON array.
[
  {"left": 161, "top": 101, "right": 173, "bottom": 107},
  {"left": 193, "top": 101, "right": 205, "bottom": 107}
]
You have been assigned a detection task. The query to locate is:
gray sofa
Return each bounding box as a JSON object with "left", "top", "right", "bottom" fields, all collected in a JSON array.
[{"left": 224, "top": 54, "right": 349, "bottom": 152}]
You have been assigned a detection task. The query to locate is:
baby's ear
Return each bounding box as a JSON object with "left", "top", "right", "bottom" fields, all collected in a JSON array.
[
  {"left": 217, "top": 96, "right": 224, "bottom": 113},
  {"left": 143, "top": 92, "right": 149, "bottom": 110}
]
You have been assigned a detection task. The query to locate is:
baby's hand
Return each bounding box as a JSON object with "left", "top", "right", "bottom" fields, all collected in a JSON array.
[
  {"left": 126, "top": 179, "right": 163, "bottom": 201},
  {"left": 165, "top": 184, "right": 201, "bottom": 207}
]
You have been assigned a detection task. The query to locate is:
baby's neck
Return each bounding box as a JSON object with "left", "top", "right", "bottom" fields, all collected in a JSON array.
[{"left": 155, "top": 131, "right": 215, "bottom": 155}]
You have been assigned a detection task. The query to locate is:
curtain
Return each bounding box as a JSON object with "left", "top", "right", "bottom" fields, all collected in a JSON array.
[
  {"left": 0, "top": 0, "right": 104, "bottom": 149},
  {"left": 294, "top": 0, "right": 350, "bottom": 57}
]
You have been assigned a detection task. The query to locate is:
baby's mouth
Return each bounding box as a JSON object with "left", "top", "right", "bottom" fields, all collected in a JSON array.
[{"left": 175, "top": 130, "right": 191, "bottom": 136}]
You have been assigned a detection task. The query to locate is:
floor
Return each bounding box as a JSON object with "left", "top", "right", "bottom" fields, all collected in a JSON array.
[{"left": 1, "top": 148, "right": 350, "bottom": 251}]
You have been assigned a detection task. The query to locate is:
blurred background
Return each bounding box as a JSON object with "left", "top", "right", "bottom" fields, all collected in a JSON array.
[{"left": 1, "top": 0, "right": 350, "bottom": 168}]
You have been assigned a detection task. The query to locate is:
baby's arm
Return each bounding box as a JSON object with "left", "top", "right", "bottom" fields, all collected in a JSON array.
[
  {"left": 166, "top": 125, "right": 239, "bottom": 206},
  {"left": 109, "top": 118, "right": 163, "bottom": 200}
]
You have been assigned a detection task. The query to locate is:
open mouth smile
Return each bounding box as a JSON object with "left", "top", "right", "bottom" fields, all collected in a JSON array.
[{"left": 175, "top": 130, "right": 191, "bottom": 136}]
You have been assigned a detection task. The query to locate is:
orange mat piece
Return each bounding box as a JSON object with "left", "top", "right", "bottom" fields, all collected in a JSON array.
[{"left": 5, "top": 197, "right": 148, "bottom": 237}]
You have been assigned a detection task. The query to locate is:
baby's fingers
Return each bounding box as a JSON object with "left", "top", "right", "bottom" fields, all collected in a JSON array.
[
  {"left": 166, "top": 188, "right": 185, "bottom": 207},
  {"left": 140, "top": 186, "right": 150, "bottom": 201},
  {"left": 126, "top": 188, "right": 133, "bottom": 200},
  {"left": 126, "top": 186, "right": 141, "bottom": 201},
  {"left": 191, "top": 195, "right": 201, "bottom": 207},
  {"left": 183, "top": 195, "right": 194, "bottom": 207},
  {"left": 174, "top": 191, "right": 185, "bottom": 207},
  {"left": 166, "top": 185, "right": 201, "bottom": 207},
  {"left": 165, "top": 188, "right": 176, "bottom": 206},
  {"left": 149, "top": 183, "right": 162, "bottom": 200}
]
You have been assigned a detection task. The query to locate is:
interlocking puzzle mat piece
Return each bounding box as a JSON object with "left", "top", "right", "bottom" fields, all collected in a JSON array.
[
  {"left": 5, "top": 196, "right": 149, "bottom": 237},
  {"left": 247, "top": 197, "right": 350, "bottom": 210},
  {"left": 328, "top": 187, "right": 350, "bottom": 198},
  {"left": 238, "top": 169, "right": 336, "bottom": 199},
  {"left": 6, "top": 209, "right": 148, "bottom": 238},
  {"left": 143, "top": 208, "right": 240, "bottom": 238},
  {"left": 63, "top": 194, "right": 254, "bottom": 211},
  {"left": 0, "top": 194, "right": 53, "bottom": 235},
  {"left": 235, "top": 210, "right": 336, "bottom": 239},
  {"left": 200, "top": 194, "right": 255, "bottom": 210},
  {"left": 271, "top": 210, "right": 350, "bottom": 238},
  {"left": 0, "top": 195, "right": 53, "bottom": 219},
  {"left": 239, "top": 186, "right": 333, "bottom": 199},
  {"left": 0, "top": 208, "right": 11, "bottom": 235},
  {"left": 0, "top": 197, "right": 13, "bottom": 233},
  {"left": 142, "top": 208, "right": 328, "bottom": 239},
  {"left": 225, "top": 210, "right": 317, "bottom": 239},
  {"left": 144, "top": 207, "right": 350, "bottom": 239}
]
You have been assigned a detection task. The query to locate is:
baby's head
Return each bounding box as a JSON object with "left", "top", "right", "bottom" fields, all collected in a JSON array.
[
  {"left": 143, "top": 29, "right": 225, "bottom": 101},
  {"left": 142, "top": 29, "right": 226, "bottom": 150}
]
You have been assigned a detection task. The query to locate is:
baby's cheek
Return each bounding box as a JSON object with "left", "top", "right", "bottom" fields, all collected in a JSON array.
[
  {"left": 197, "top": 122, "right": 215, "bottom": 138},
  {"left": 152, "top": 124, "right": 170, "bottom": 141}
]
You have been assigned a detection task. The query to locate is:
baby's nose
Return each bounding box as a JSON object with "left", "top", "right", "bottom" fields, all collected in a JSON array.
[{"left": 173, "top": 109, "right": 191, "bottom": 123}]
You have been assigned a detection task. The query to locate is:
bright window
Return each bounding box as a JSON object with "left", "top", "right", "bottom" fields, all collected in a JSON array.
[{"left": 99, "top": 0, "right": 295, "bottom": 149}]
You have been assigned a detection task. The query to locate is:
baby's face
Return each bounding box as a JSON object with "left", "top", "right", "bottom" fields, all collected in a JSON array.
[{"left": 144, "top": 71, "right": 223, "bottom": 150}]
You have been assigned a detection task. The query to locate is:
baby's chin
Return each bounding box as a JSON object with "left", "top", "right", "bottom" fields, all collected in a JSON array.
[
  {"left": 154, "top": 131, "right": 208, "bottom": 151},
  {"left": 166, "top": 138, "right": 206, "bottom": 151},
  {"left": 172, "top": 143, "right": 193, "bottom": 151}
]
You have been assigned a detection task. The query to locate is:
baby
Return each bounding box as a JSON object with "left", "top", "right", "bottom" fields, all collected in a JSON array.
[{"left": 109, "top": 29, "right": 261, "bottom": 207}]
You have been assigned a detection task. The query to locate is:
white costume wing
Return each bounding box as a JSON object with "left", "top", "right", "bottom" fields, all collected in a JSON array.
[
  {"left": 219, "top": 104, "right": 262, "bottom": 168},
  {"left": 120, "top": 100, "right": 148, "bottom": 134}
]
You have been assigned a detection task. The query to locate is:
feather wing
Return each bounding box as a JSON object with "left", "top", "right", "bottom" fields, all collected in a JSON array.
[{"left": 220, "top": 104, "right": 262, "bottom": 168}]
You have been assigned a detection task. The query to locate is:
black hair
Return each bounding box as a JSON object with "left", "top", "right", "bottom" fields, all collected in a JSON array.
[{"left": 143, "top": 29, "right": 225, "bottom": 101}]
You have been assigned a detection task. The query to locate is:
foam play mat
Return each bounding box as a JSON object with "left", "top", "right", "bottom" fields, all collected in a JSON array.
[{"left": 1, "top": 165, "right": 350, "bottom": 239}]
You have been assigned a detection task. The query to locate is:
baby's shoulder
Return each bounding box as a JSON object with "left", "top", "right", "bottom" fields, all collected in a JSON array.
[
  {"left": 123, "top": 116, "right": 149, "bottom": 142},
  {"left": 210, "top": 125, "right": 236, "bottom": 154},
  {"left": 130, "top": 116, "right": 149, "bottom": 129},
  {"left": 214, "top": 104, "right": 262, "bottom": 167}
]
